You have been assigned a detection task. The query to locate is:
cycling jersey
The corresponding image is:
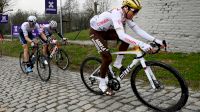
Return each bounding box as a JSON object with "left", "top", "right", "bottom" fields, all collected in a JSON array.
[
  {"left": 20, "top": 22, "right": 43, "bottom": 36},
  {"left": 90, "top": 8, "right": 156, "bottom": 45},
  {"left": 40, "top": 24, "right": 63, "bottom": 40},
  {"left": 19, "top": 22, "right": 43, "bottom": 44},
  {"left": 41, "top": 24, "right": 54, "bottom": 37}
]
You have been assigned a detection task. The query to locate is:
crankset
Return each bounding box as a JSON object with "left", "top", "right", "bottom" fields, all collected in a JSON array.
[
  {"left": 108, "top": 78, "right": 121, "bottom": 91},
  {"left": 89, "top": 77, "right": 96, "bottom": 85}
]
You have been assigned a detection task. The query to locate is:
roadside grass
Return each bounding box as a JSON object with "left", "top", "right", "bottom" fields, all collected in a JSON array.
[
  {"left": 64, "top": 29, "right": 89, "bottom": 40},
  {"left": 0, "top": 40, "right": 200, "bottom": 90}
]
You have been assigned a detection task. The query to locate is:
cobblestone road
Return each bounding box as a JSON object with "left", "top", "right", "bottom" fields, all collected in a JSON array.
[{"left": 0, "top": 57, "right": 200, "bottom": 112}]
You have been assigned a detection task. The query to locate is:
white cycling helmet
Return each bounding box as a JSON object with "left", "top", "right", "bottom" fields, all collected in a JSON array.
[
  {"left": 49, "top": 20, "right": 57, "bottom": 28},
  {"left": 27, "top": 16, "right": 37, "bottom": 23}
]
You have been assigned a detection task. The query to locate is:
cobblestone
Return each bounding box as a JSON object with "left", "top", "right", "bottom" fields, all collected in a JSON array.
[{"left": 0, "top": 57, "right": 199, "bottom": 112}]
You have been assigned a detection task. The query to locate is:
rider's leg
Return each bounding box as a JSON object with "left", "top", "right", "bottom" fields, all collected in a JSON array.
[
  {"left": 42, "top": 44, "right": 48, "bottom": 56},
  {"left": 23, "top": 44, "right": 33, "bottom": 72},
  {"left": 90, "top": 29, "right": 111, "bottom": 92},
  {"left": 19, "top": 32, "right": 33, "bottom": 72},
  {"left": 38, "top": 35, "right": 49, "bottom": 64},
  {"left": 90, "top": 29, "right": 115, "bottom": 95},
  {"left": 23, "top": 44, "right": 29, "bottom": 63}
]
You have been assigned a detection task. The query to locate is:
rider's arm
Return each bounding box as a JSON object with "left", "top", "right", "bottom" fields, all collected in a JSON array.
[
  {"left": 24, "top": 36, "right": 32, "bottom": 43},
  {"left": 110, "top": 10, "right": 147, "bottom": 47},
  {"left": 115, "top": 28, "right": 144, "bottom": 46},
  {"left": 126, "top": 20, "right": 155, "bottom": 42},
  {"left": 54, "top": 29, "right": 64, "bottom": 39},
  {"left": 40, "top": 32, "right": 47, "bottom": 41},
  {"left": 37, "top": 23, "right": 47, "bottom": 41},
  {"left": 127, "top": 20, "right": 163, "bottom": 45},
  {"left": 116, "top": 28, "right": 152, "bottom": 52}
]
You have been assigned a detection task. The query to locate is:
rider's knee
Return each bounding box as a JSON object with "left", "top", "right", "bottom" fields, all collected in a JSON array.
[{"left": 101, "top": 51, "right": 112, "bottom": 64}]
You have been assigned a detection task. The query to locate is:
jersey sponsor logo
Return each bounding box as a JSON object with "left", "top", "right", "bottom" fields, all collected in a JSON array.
[
  {"left": 91, "top": 38, "right": 108, "bottom": 53},
  {"left": 125, "top": 38, "right": 136, "bottom": 45},
  {"left": 97, "top": 19, "right": 109, "bottom": 26}
]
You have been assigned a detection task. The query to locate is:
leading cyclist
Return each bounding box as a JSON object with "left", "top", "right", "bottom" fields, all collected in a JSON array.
[
  {"left": 89, "top": 0, "right": 165, "bottom": 95},
  {"left": 19, "top": 15, "right": 48, "bottom": 73}
]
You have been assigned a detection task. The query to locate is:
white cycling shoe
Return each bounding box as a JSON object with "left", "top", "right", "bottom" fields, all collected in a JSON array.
[{"left": 99, "top": 78, "right": 115, "bottom": 96}]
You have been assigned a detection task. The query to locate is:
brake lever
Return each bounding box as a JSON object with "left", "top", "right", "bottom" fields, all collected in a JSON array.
[{"left": 163, "top": 40, "right": 167, "bottom": 51}]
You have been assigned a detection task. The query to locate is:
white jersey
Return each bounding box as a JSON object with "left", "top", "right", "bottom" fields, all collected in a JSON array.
[
  {"left": 21, "top": 22, "right": 42, "bottom": 36},
  {"left": 90, "top": 8, "right": 137, "bottom": 31},
  {"left": 90, "top": 8, "right": 158, "bottom": 50},
  {"left": 90, "top": 9, "right": 155, "bottom": 44},
  {"left": 40, "top": 24, "right": 54, "bottom": 36}
]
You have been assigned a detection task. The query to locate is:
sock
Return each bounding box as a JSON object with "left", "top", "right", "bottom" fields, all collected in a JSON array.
[{"left": 113, "top": 55, "right": 124, "bottom": 69}]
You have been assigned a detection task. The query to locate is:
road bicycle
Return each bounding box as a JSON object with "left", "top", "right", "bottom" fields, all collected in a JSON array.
[
  {"left": 47, "top": 36, "right": 69, "bottom": 70},
  {"left": 80, "top": 41, "right": 189, "bottom": 111},
  {"left": 19, "top": 42, "right": 51, "bottom": 81}
]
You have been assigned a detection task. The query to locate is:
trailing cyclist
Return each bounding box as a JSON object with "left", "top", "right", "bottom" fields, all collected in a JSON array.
[
  {"left": 89, "top": 0, "right": 165, "bottom": 95},
  {"left": 18, "top": 15, "right": 48, "bottom": 73},
  {"left": 39, "top": 20, "right": 67, "bottom": 58}
]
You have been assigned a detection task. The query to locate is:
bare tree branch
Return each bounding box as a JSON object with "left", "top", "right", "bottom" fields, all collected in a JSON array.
[
  {"left": 83, "top": 0, "right": 111, "bottom": 15},
  {"left": 0, "top": 0, "right": 13, "bottom": 13}
]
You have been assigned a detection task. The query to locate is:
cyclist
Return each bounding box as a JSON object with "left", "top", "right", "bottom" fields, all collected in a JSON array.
[
  {"left": 19, "top": 15, "right": 48, "bottom": 73},
  {"left": 39, "top": 20, "right": 67, "bottom": 58},
  {"left": 89, "top": 0, "right": 165, "bottom": 95}
]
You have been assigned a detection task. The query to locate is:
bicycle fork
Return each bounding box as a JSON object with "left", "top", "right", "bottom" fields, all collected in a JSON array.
[{"left": 140, "top": 58, "right": 159, "bottom": 89}]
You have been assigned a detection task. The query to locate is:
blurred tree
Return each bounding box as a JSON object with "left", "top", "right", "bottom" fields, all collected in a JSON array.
[
  {"left": 0, "top": 0, "right": 13, "bottom": 13},
  {"left": 62, "top": 0, "right": 79, "bottom": 32}
]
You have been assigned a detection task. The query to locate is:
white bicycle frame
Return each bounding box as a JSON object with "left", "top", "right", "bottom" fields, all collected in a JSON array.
[{"left": 90, "top": 46, "right": 158, "bottom": 89}]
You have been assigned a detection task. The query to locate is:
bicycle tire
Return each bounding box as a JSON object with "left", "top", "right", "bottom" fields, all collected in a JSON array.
[
  {"left": 36, "top": 54, "right": 51, "bottom": 81},
  {"left": 131, "top": 61, "right": 188, "bottom": 111},
  {"left": 80, "top": 57, "right": 104, "bottom": 95},
  {"left": 55, "top": 49, "right": 69, "bottom": 70},
  {"left": 19, "top": 51, "right": 27, "bottom": 74}
]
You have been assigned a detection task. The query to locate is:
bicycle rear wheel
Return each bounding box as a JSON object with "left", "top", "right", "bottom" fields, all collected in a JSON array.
[
  {"left": 19, "top": 51, "right": 27, "bottom": 74},
  {"left": 55, "top": 49, "right": 69, "bottom": 70},
  {"left": 131, "top": 61, "right": 188, "bottom": 111},
  {"left": 37, "top": 54, "right": 51, "bottom": 81},
  {"left": 80, "top": 57, "right": 103, "bottom": 95}
]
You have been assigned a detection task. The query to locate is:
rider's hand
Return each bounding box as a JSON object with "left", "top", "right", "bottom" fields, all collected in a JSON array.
[
  {"left": 154, "top": 39, "right": 166, "bottom": 48},
  {"left": 63, "top": 38, "right": 67, "bottom": 41},
  {"left": 139, "top": 42, "right": 153, "bottom": 52},
  {"left": 52, "top": 39, "right": 57, "bottom": 44},
  {"left": 31, "top": 41, "right": 35, "bottom": 47},
  {"left": 62, "top": 38, "right": 68, "bottom": 45}
]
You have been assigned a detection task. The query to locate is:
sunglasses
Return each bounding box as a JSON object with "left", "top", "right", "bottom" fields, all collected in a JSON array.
[
  {"left": 28, "top": 21, "right": 36, "bottom": 25},
  {"left": 130, "top": 8, "right": 139, "bottom": 14}
]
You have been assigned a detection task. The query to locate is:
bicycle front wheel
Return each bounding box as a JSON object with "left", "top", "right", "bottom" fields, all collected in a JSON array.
[
  {"left": 19, "top": 51, "right": 27, "bottom": 74},
  {"left": 55, "top": 49, "right": 69, "bottom": 70},
  {"left": 80, "top": 57, "right": 103, "bottom": 95},
  {"left": 36, "top": 54, "right": 51, "bottom": 81},
  {"left": 131, "top": 61, "right": 188, "bottom": 112}
]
